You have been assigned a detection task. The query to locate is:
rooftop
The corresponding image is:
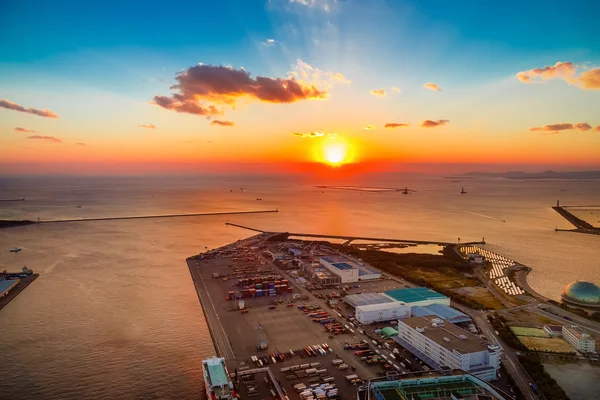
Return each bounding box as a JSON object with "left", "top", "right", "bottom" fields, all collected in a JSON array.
[
  {"left": 411, "top": 304, "right": 471, "bottom": 324},
  {"left": 370, "top": 371, "right": 507, "bottom": 400},
  {"left": 399, "top": 316, "right": 490, "bottom": 354},
  {"left": 0, "top": 279, "right": 19, "bottom": 296},
  {"left": 204, "top": 357, "right": 229, "bottom": 387},
  {"left": 344, "top": 292, "right": 396, "bottom": 308},
  {"left": 563, "top": 325, "right": 592, "bottom": 340},
  {"left": 384, "top": 287, "right": 449, "bottom": 304}
]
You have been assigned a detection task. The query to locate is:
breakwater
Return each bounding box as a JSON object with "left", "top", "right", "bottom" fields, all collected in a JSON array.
[{"left": 553, "top": 206, "right": 600, "bottom": 235}]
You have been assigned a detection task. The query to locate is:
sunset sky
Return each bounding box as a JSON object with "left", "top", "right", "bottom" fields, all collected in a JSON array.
[{"left": 1, "top": 0, "right": 599, "bottom": 174}]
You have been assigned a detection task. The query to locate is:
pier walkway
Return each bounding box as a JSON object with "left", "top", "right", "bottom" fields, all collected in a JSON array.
[
  {"left": 186, "top": 258, "right": 236, "bottom": 361},
  {"left": 34, "top": 209, "right": 278, "bottom": 224},
  {"left": 225, "top": 223, "right": 485, "bottom": 245}
]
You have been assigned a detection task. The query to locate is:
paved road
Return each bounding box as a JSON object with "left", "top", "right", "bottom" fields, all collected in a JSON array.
[{"left": 187, "top": 258, "right": 236, "bottom": 361}]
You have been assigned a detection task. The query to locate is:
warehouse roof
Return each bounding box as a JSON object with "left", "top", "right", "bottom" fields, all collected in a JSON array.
[
  {"left": 0, "top": 279, "right": 19, "bottom": 297},
  {"left": 400, "top": 316, "right": 489, "bottom": 354},
  {"left": 410, "top": 304, "right": 471, "bottom": 324},
  {"left": 344, "top": 292, "right": 396, "bottom": 308},
  {"left": 384, "top": 287, "right": 448, "bottom": 303}
]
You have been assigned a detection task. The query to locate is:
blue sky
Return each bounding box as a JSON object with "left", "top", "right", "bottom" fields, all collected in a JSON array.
[{"left": 1, "top": 0, "right": 599, "bottom": 172}]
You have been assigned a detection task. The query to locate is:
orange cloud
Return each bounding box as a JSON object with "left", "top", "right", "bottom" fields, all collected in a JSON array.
[
  {"left": 364, "top": 125, "right": 376, "bottom": 130},
  {"left": 517, "top": 62, "right": 600, "bottom": 90},
  {"left": 576, "top": 68, "right": 600, "bottom": 89},
  {"left": 27, "top": 135, "right": 62, "bottom": 143},
  {"left": 154, "top": 64, "right": 328, "bottom": 117},
  {"left": 421, "top": 120, "right": 449, "bottom": 128},
  {"left": 15, "top": 127, "right": 36, "bottom": 133},
  {"left": 292, "top": 131, "right": 325, "bottom": 138},
  {"left": 370, "top": 88, "right": 386, "bottom": 96},
  {"left": 391, "top": 86, "right": 401, "bottom": 93},
  {"left": 530, "top": 122, "right": 593, "bottom": 132},
  {"left": 384, "top": 123, "right": 409, "bottom": 128},
  {"left": 76, "top": 142, "right": 86, "bottom": 146},
  {"left": 595, "top": 126, "right": 600, "bottom": 132},
  {"left": 138, "top": 123, "right": 156, "bottom": 129},
  {"left": 211, "top": 120, "right": 235, "bottom": 127},
  {"left": 0, "top": 99, "right": 58, "bottom": 118},
  {"left": 424, "top": 83, "right": 441, "bottom": 91}
]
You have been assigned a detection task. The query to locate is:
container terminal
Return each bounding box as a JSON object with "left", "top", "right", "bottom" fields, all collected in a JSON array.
[{"left": 186, "top": 233, "right": 517, "bottom": 400}]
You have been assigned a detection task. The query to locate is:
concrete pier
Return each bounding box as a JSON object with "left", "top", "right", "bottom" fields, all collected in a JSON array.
[{"left": 552, "top": 205, "right": 600, "bottom": 235}]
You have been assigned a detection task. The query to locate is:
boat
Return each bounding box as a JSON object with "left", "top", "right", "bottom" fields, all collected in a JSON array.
[
  {"left": 202, "top": 357, "right": 239, "bottom": 400},
  {"left": 460, "top": 187, "right": 467, "bottom": 194},
  {"left": 9, "top": 247, "right": 22, "bottom": 253},
  {"left": 401, "top": 187, "right": 411, "bottom": 195},
  {"left": 256, "top": 198, "right": 262, "bottom": 201}
]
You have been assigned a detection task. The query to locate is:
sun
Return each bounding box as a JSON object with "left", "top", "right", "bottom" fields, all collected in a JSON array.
[{"left": 322, "top": 142, "right": 348, "bottom": 165}]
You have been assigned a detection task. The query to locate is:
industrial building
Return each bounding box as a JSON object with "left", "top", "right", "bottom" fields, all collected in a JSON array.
[
  {"left": 318, "top": 255, "right": 381, "bottom": 283},
  {"left": 562, "top": 325, "right": 596, "bottom": 353},
  {"left": 384, "top": 287, "right": 451, "bottom": 307},
  {"left": 355, "top": 302, "right": 411, "bottom": 325},
  {"left": 344, "top": 292, "right": 396, "bottom": 308},
  {"left": 0, "top": 279, "right": 20, "bottom": 298},
  {"left": 394, "top": 316, "right": 501, "bottom": 381},
  {"left": 410, "top": 304, "right": 471, "bottom": 324},
  {"left": 369, "top": 371, "right": 509, "bottom": 400}
]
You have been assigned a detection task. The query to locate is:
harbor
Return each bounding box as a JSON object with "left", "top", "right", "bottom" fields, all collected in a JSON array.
[
  {"left": 186, "top": 233, "right": 519, "bottom": 400},
  {"left": 0, "top": 267, "right": 38, "bottom": 311}
]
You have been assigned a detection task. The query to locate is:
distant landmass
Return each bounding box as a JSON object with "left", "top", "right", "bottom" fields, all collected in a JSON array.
[{"left": 464, "top": 170, "right": 600, "bottom": 180}]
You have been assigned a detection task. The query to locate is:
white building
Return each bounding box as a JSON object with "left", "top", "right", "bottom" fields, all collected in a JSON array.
[
  {"left": 355, "top": 302, "right": 411, "bottom": 325},
  {"left": 562, "top": 325, "right": 596, "bottom": 353},
  {"left": 394, "top": 316, "right": 501, "bottom": 381},
  {"left": 319, "top": 256, "right": 359, "bottom": 283}
]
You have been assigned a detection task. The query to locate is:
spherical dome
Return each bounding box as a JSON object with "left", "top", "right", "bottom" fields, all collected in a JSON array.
[{"left": 561, "top": 281, "right": 600, "bottom": 308}]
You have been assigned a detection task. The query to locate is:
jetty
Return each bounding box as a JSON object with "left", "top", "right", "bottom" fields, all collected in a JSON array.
[
  {"left": 552, "top": 203, "right": 600, "bottom": 235},
  {"left": 225, "top": 222, "right": 485, "bottom": 245}
]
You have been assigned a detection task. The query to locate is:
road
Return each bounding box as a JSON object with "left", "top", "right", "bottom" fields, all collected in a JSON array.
[{"left": 187, "top": 258, "right": 236, "bottom": 361}]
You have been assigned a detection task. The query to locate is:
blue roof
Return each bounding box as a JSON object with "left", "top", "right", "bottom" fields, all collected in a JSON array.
[
  {"left": 384, "top": 287, "right": 448, "bottom": 303},
  {"left": 410, "top": 304, "right": 471, "bottom": 323},
  {"left": 332, "top": 262, "right": 354, "bottom": 270},
  {"left": 205, "top": 358, "right": 229, "bottom": 387},
  {"left": 0, "top": 279, "right": 19, "bottom": 295}
]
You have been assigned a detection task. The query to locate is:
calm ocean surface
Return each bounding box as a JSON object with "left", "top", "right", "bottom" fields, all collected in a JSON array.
[{"left": 0, "top": 174, "right": 599, "bottom": 399}]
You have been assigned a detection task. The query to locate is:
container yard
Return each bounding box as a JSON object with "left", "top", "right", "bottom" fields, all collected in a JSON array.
[{"left": 186, "top": 233, "right": 423, "bottom": 399}]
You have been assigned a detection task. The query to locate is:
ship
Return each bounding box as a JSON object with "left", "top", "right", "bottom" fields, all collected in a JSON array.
[
  {"left": 460, "top": 187, "right": 467, "bottom": 194},
  {"left": 202, "top": 357, "right": 239, "bottom": 400},
  {"left": 9, "top": 247, "right": 22, "bottom": 253}
]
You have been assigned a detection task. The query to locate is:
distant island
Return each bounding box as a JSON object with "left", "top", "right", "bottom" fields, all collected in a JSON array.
[{"left": 464, "top": 170, "right": 600, "bottom": 180}]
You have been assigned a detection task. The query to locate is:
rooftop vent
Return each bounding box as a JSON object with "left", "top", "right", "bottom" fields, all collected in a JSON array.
[
  {"left": 443, "top": 337, "right": 451, "bottom": 342},
  {"left": 458, "top": 335, "right": 468, "bottom": 340},
  {"left": 416, "top": 326, "right": 425, "bottom": 333}
]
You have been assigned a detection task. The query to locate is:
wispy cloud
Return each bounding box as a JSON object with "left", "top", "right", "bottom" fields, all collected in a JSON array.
[
  {"left": 530, "top": 122, "right": 593, "bottom": 132},
  {"left": 385, "top": 123, "right": 409, "bottom": 128},
  {"left": 27, "top": 135, "right": 62, "bottom": 143},
  {"left": 0, "top": 99, "right": 58, "bottom": 118},
  {"left": 421, "top": 119, "right": 449, "bottom": 128},
  {"left": 289, "top": 0, "right": 335, "bottom": 12},
  {"left": 292, "top": 131, "right": 326, "bottom": 138},
  {"left": 364, "top": 125, "right": 376, "bottom": 130},
  {"left": 262, "top": 38, "right": 276, "bottom": 47},
  {"left": 15, "top": 127, "right": 36, "bottom": 133},
  {"left": 138, "top": 123, "right": 156, "bottom": 129},
  {"left": 594, "top": 126, "right": 600, "bottom": 132},
  {"left": 76, "top": 142, "right": 86, "bottom": 146},
  {"left": 211, "top": 120, "right": 235, "bottom": 127},
  {"left": 517, "top": 62, "right": 600, "bottom": 90},
  {"left": 370, "top": 88, "right": 386, "bottom": 96},
  {"left": 154, "top": 63, "right": 328, "bottom": 117},
  {"left": 391, "top": 86, "right": 401, "bottom": 93},
  {"left": 292, "top": 58, "right": 350, "bottom": 86},
  {"left": 423, "top": 83, "right": 441, "bottom": 91}
]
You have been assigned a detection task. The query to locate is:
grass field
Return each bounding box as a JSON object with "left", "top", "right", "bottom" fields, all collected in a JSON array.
[
  {"left": 510, "top": 326, "right": 549, "bottom": 337},
  {"left": 451, "top": 286, "right": 505, "bottom": 310},
  {"left": 518, "top": 336, "right": 575, "bottom": 353}
]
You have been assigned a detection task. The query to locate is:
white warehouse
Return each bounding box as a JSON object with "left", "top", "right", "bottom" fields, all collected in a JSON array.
[{"left": 355, "top": 302, "right": 411, "bottom": 325}]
